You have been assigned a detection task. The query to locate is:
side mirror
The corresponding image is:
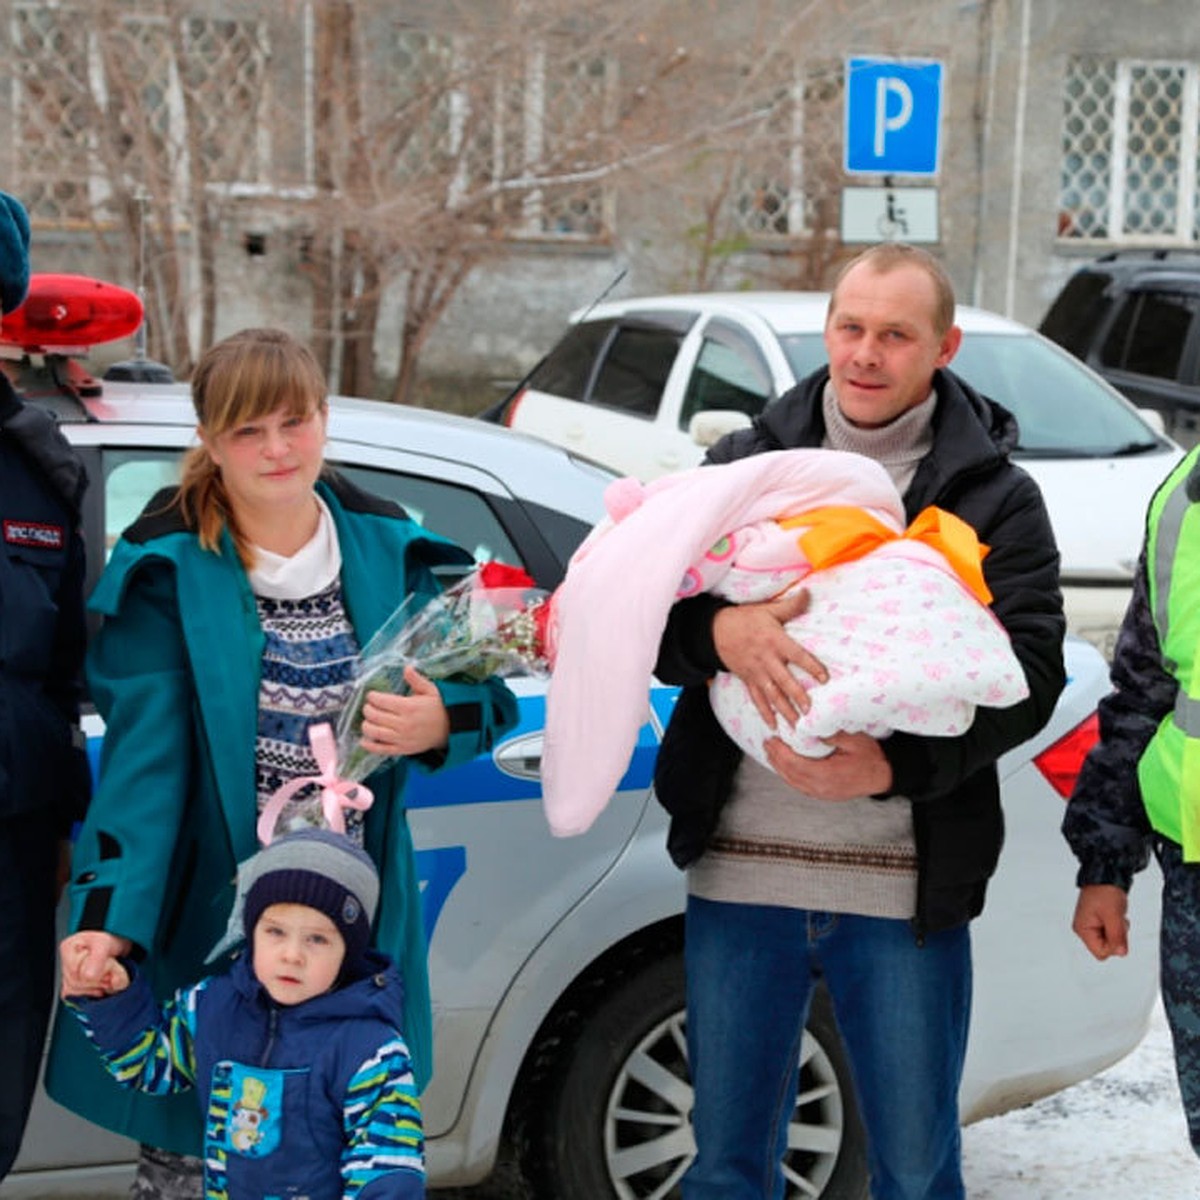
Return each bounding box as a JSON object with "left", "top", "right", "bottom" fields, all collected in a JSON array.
[{"left": 688, "top": 409, "right": 753, "bottom": 448}]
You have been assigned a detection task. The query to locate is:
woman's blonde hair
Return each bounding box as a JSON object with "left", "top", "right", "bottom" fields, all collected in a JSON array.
[{"left": 175, "top": 328, "right": 327, "bottom": 567}]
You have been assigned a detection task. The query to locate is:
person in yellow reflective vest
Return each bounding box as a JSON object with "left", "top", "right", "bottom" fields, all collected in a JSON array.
[{"left": 1064, "top": 443, "right": 1200, "bottom": 1159}]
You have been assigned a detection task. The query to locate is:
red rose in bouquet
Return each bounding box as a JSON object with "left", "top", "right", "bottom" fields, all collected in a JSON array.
[{"left": 477, "top": 560, "right": 535, "bottom": 589}]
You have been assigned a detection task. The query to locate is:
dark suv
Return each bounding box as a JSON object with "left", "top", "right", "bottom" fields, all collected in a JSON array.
[{"left": 1039, "top": 249, "right": 1200, "bottom": 446}]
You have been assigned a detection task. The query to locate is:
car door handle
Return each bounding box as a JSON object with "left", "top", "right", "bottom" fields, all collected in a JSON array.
[{"left": 493, "top": 731, "right": 544, "bottom": 780}]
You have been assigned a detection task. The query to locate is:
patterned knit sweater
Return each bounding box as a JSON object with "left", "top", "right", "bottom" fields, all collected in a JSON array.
[
  {"left": 255, "top": 581, "right": 363, "bottom": 836},
  {"left": 250, "top": 499, "right": 365, "bottom": 841},
  {"left": 688, "top": 384, "right": 936, "bottom": 919}
]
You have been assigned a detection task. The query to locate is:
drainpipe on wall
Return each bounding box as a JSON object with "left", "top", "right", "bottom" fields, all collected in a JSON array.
[
  {"left": 1003, "top": 0, "right": 1033, "bottom": 318},
  {"left": 970, "top": 0, "right": 998, "bottom": 307}
]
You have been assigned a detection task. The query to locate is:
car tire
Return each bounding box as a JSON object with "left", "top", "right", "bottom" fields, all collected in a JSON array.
[{"left": 526, "top": 950, "right": 868, "bottom": 1200}]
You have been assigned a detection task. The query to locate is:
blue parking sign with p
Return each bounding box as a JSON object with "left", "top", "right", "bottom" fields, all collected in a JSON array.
[{"left": 845, "top": 57, "right": 943, "bottom": 177}]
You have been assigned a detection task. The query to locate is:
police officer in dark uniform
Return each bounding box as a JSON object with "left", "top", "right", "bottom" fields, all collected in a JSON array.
[{"left": 0, "top": 190, "right": 90, "bottom": 1180}]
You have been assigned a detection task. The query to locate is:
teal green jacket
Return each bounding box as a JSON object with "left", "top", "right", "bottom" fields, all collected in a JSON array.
[{"left": 45, "top": 472, "right": 517, "bottom": 1155}]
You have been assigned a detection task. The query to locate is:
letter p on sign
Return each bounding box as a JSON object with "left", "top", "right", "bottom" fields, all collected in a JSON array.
[
  {"left": 845, "top": 57, "right": 943, "bottom": 177},
  {"left": 875, "top": 77, "right": 913, "bottom": 157}
]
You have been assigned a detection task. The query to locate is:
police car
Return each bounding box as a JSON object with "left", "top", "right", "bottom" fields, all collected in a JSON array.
[{"left": 2, "top": 277, "right": 1162, "bottom": 1200}]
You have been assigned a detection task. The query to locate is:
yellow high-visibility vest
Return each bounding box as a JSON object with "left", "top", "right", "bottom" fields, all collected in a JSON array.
[{"left": 1138, "top": 446, "right": 1200, "bottom": 859}]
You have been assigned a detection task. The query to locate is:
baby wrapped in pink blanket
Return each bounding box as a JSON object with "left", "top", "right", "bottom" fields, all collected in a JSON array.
[
  {"left": 540, "top": 449, "right": 1029, "bottom": 837},
  {"left": 692, "top": 505, "right": 1027, "bottom": 764}
]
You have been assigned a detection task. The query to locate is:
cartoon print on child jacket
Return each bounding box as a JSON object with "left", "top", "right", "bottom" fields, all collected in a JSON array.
[{"left": 225, "top": 1068, "right": 275, "bottom": 1155}]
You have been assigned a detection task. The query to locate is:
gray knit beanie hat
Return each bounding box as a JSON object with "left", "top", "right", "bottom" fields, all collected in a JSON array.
[{"left": 240, "top": 829, "right": 379, "bottom": 975}]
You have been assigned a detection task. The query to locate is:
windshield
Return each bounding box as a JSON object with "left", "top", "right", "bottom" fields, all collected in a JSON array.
[{"left": 778, "top": 330, "right": 1162, "bottom": 456}]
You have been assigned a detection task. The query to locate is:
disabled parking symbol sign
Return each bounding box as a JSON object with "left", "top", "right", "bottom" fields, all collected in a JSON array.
[{"left": 844, "top": 57, "right": 943, "bottom": 177}]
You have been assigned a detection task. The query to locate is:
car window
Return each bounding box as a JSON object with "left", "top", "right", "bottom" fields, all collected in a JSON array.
[
  {"left": 1039, "top": 271, "right": 1114, "bottom": 356},
  {"left": 679, "top": 332, "right": 773, "bottom": 429},
  {"left": 1099, "top": 291, "right": 1196, "bottom": 381},
  {"left": 779, "top": 332, "right": 830, "bottom": 382},
  {"left": 1097, "top": 295, "right": 1136, "bottom": 369},
  {"left": 100, "top": 449, "right": 520, "bottom": 571},
  {"left": 336, "top": 464, "right": 521, "bottom": 569},
  {"left": 776, "top": 331, "right": 1157, "bottom": 455},
  {"left": 589, "top": 326, "right": 682, "bottom": 418},
  {"left": 954, "top": 333, "right": 1158, "bottom": 454},
  {"left": 103, "top": 451, "right": 182, "bottom": 557},
  {"left": 526, "top": 319, "right": 615, "bottom": 400}
]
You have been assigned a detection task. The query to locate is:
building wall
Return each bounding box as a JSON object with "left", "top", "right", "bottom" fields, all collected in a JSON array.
[
  {"left": 418, "top": 0, "right": 1005, "bottom": 384},
  {"left": 6, "top": 0, "right": 1200, "bottom": 394},
  {"left": 426, "top": 0, "right": 1200, "bottom": 383},
  {"left": 972, "top": 0, "right": 1200, "bottom": 320}
]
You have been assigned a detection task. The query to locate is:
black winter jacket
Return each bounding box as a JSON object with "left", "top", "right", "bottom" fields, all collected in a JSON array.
[
  {"left": 654, "top": 366, "right": 1067, "bottom": 935},
  {"left": 0, "top": 372, "right": 90, "bottom": 830}
]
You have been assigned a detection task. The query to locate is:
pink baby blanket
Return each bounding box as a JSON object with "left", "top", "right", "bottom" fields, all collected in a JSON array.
[{"left": 541, "top": 449, "right": 1028, "bottom": 837}]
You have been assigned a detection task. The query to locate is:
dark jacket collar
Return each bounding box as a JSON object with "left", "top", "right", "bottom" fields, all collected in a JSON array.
[
  {"left": 759, "top": 365, "right": 1019, "bottom": 519},
  {"left": 121, "top": 468, "right": 408, "bottom": 546}
]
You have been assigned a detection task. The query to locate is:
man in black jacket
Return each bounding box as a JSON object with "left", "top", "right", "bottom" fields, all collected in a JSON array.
[
  {"left": 656, "top": 243, "right": 1065, "bottom": 1200},
  {"left": 0, "top": 190, "right": 90, "bottom": 1180}
]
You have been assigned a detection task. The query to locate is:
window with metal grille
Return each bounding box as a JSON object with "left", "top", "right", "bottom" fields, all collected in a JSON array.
[
  {"left": 378, "top": 25, "right": 614, "bottom": 241},
  {"left": 728, "top": 58, "right": 844, "bottom": 241},
  {"left": 1060, "top": 57, "right": 1200, "bottom": 243},
  {"left": 377, "top": 26, "right": 460, "bottom": 189},
  {"left": 12, "top": 3, "right": 274, "bottom": 225},
  {"left": 488, "top": 46, "right": 615, "bottom": 239},
  {"left": 12, "top": 3, "right": 99, "bottom": 224},
  {"left": 180, "top": 16, "right": 272, "bottom": 185}
]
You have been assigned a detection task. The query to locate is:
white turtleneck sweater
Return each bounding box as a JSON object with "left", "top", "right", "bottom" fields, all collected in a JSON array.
[{"left": 688, "top": 383, "right": 937, "bottom": 919}]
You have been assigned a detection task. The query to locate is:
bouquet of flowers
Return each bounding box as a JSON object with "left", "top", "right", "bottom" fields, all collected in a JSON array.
[{"left": 334, "top": 560, "right": 553, "bottom": 781}]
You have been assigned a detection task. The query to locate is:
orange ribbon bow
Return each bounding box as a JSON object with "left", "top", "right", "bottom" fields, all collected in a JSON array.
[{"left": 778, "top": 504, "right": 993, "bottom": 605}]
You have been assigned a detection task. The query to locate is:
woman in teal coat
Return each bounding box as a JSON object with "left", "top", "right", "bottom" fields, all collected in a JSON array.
[{"left": 48, "top": 328, "right": 517, "bottom": 1192}]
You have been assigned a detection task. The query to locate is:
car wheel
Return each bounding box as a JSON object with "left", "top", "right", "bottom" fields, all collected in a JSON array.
[{"left": 528, "top": 951, "right": 868, "bottom": 1199}]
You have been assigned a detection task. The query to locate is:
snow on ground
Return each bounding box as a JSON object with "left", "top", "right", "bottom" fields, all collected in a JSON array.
[{"left": 962, "top": 997, "right": 1198, "bottom": 1197}]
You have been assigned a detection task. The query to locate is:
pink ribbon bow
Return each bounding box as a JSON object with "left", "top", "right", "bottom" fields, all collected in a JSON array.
[{"left": 256, "top": 722, "right": 374, "bottom": 846}]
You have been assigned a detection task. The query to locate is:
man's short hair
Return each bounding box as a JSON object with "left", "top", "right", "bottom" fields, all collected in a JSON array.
[{"left": 828, "top": 243, "right": 957, "bottom": 337}]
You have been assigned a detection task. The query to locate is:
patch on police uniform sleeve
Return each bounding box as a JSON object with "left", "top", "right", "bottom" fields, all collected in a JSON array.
[{"left": 4, "top": 518, "right": 65, "bottom": 549}]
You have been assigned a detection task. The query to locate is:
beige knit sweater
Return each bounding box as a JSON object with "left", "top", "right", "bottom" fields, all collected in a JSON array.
[{"left": 688, "top": 384, "right": 936, "bottom": 918}]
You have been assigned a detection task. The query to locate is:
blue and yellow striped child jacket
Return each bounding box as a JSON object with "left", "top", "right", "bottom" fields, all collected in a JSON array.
[{"left": 66, "top": 948, "right": 424, "bottom": 1199}]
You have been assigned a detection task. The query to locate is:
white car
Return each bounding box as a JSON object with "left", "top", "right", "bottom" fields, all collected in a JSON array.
[
  {"left": 486, "top": 291, "right": 1184, "bottom": 661},
  {"left": 1, "top": 283, "right": 1161, "bottom": 1200}
]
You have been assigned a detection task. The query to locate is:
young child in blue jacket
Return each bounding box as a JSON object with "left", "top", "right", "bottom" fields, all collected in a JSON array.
[{"left": 61, "top": 829, "right": 424, "bottom": 1199}]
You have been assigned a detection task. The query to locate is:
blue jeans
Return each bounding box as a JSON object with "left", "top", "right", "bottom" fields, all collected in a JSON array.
[{"left": 682, "top": 895, "right": 971, "bottom": 1200}]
